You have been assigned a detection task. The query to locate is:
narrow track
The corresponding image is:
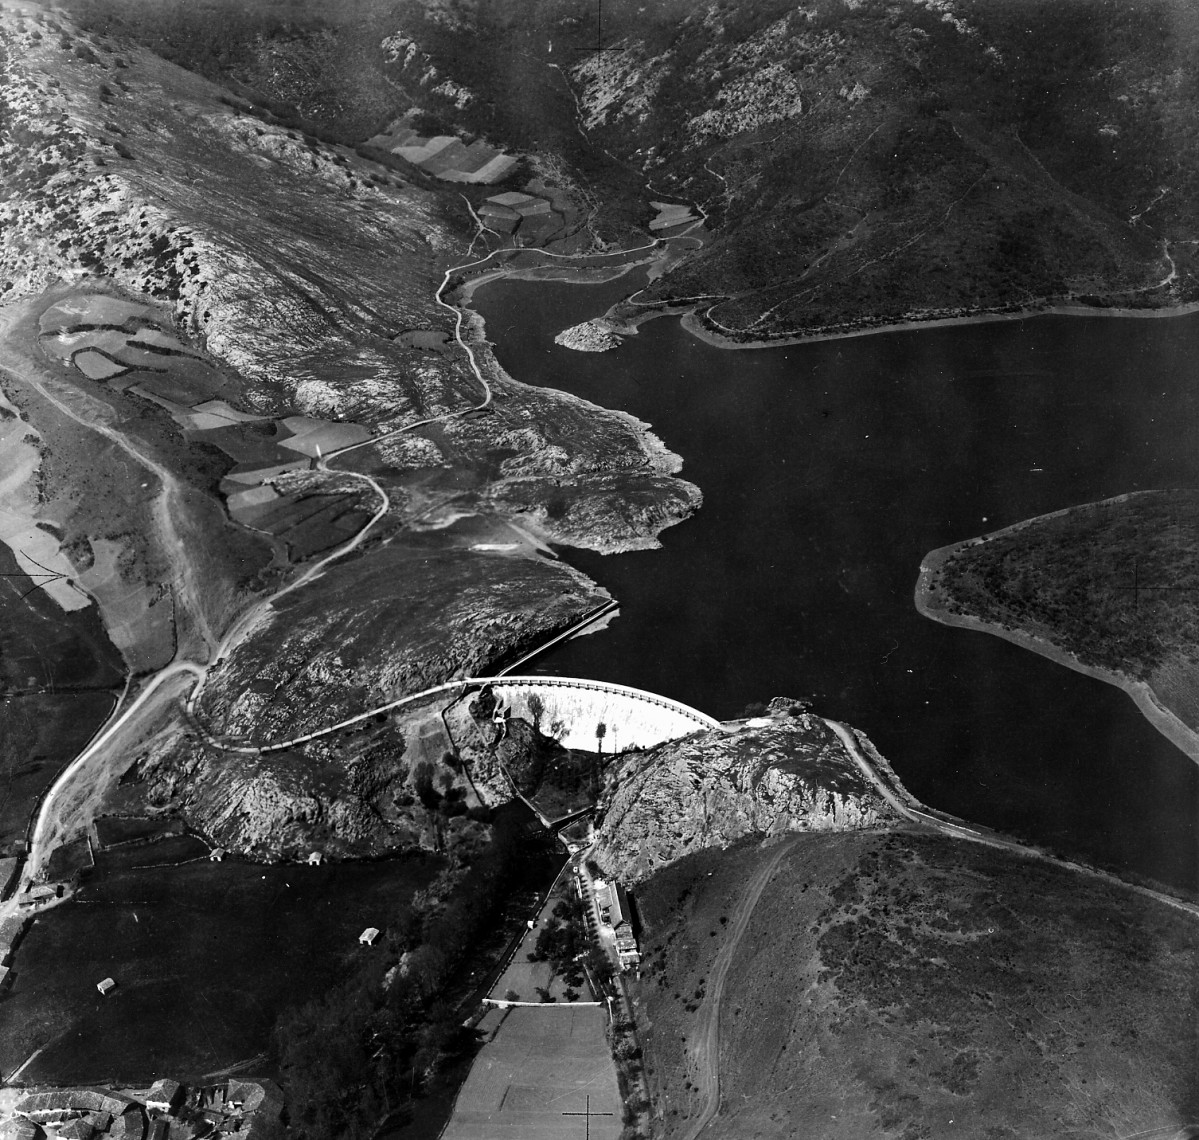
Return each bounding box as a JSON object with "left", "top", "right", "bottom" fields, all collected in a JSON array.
[
  {"left": 12, "top": 223, "right": 685, "bottom": 899},
  {"left": 683, "top": 837, "right": 796, "bottom": 1140}
]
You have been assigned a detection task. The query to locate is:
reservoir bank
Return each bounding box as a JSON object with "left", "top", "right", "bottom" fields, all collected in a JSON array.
[{"left": 474, "top": 273, "right": 1199, "bottom": 893}]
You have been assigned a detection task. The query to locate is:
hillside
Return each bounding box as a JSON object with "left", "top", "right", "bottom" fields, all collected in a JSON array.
[
  {"left": 54, "top": 0, "right": 1199, "bottom": 342},
  {"left": 0, "top": 1, "right": 699, "bottom": 857},
  {"left": 632, "top": 830, "right": 1199, "bottom": 1139},
  {"left": 591, "top": 706, "right": 900, "bottom": 881}
]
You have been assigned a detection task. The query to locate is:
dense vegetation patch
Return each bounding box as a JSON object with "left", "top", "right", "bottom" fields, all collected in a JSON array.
[
  {"left": 929, "top": 489, "right": 1199, "bottom": 680},
  {"left": 274, "top": 807, "right": 560, "bottom": 1140}
]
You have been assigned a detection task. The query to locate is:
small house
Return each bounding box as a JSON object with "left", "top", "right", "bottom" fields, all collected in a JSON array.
[
  {"left": 145, "top": 1079, "right": 183, "bottom": 1115},
  {"left": 54, "top": 1118, "right": 96, "bottom": 1140},
  {"left": 306, "top": 851, "right": 323, "bottom": 866},
  {"left": 109, "top": 1106, "right": 146, "bottom": 1140},
  {"left": 0, "top": 1119, "right": 39, "bottom": 1140},
  {"left": 96, "top": 977, "right": 116, "bottom": 996},
  {"left": 359, "top": 927, "right": 381, "bottom": 946},
  {"left": 208, "top": 848, "right": 225, "bottom": 862}
]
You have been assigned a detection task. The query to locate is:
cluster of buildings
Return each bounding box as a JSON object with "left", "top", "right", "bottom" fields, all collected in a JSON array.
[
  {"left": 477, "top": 191, "right": 557, "bottom": 241},
  {"left": 2, "top": 1079, "right": 282, "bottom": 1140}
]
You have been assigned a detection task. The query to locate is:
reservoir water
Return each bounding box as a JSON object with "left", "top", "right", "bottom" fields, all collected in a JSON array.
[{"left": 475, "top": 276, "right": 1199, "bottom": 893}]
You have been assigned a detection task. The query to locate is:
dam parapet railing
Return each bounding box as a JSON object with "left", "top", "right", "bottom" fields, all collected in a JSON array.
[{"left": 257, "top": 675, "right": 719, "bottom": 755}]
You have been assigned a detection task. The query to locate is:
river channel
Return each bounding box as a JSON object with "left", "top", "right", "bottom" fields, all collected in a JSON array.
[{"left": 474, "top": 274, "right": 1199, "bottom": 893}]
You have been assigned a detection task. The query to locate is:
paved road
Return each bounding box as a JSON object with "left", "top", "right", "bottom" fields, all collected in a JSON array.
[{"left": 826, "top": 718, "right": 1199, "bottom": 924}]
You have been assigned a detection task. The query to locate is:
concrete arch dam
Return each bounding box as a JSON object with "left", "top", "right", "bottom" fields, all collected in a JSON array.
[{"left": 489, "top": 676, "right": 720, "bottom": 754}]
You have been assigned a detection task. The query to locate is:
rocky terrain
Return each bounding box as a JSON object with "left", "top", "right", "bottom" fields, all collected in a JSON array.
[
  {"left": 0, "top": 1, "right": 700, "bottom": 859},
  {"left": 591, "top": 703, "right": 899, "bottom": 882},
  {"left": 554, "top": 318, "right": 622, "bottom": 352},
  {"left": 79, "top": 0, "right": 1199, "bottom": 343}
]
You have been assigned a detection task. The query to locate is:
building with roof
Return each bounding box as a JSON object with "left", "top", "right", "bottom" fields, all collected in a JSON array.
[
  {"left": 53, "top": 1117, "right": 96, "bottom": 1140},
  {"left": 16, "top": 1089, "right": 135, "bottom": 1124},
  {"left": 597, "top": 880, "right": 640, "bottom": 970},
  {"left": 359, "top": 927, "right": 380, "bottom": 946},
  {"left": 109, "top": 1106, "right": 146, "bottom": 1140},
  {"left": 0, "top": 1119, "right": 39, "bottom": 1140},
  {"left": 144, "top": 1080, "right": 182, "bottom": 1116},
  {"left": 96, "top": 977, "right": 116, "bottom": 996}
]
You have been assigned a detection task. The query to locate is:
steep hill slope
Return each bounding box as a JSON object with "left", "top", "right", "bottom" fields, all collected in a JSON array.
[
  {"left": 0, "top": 0, "right": 698, "bottom": 855},
  {"left": 62, "top": 0, "right": 1199, "bottom": 342}
]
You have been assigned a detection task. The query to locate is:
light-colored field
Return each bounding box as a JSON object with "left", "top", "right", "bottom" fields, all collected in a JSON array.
[
  {"left": 0, "top": 394, "right": 89, "bottom": 612},
  {"left": 443, "top": 1006, "right": 621, "bottom": 1140}
]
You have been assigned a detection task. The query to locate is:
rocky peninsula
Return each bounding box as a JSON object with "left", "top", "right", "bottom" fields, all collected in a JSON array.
[{"left": 554, "top": 318, "right": 622, "bottom": 352}]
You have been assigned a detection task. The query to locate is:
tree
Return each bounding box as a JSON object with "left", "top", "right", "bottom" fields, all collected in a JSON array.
[
  {"left": 595, "top": 721, "right": 607, "bottom": 753},
  {"left": 527, "top": 692, "right": 545, "bottom": 731}
]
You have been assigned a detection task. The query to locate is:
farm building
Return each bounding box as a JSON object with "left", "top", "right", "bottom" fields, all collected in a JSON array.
[
  {"left": 108, "top": 1107, "right": 146, "bottom": 1140},
  {"left": 96, "top": 977, "right": 116, "bottom": 996},
  {"left": 596, "top": 880, "right": 641, "bottom": 970},
  {"left": 0, "top": 1119, "right": 38, "bottom": 1140},
  {"left": 144, "top": 1080, "right": 182, "bottom": 1115},
  {"left": 359, "top": 927, "right": 381, "bottom": 946}
]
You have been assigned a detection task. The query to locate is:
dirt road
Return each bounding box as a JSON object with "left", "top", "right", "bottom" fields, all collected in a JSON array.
[{"left": 682, "top": 837, "right": 796, "bottom": 1140}]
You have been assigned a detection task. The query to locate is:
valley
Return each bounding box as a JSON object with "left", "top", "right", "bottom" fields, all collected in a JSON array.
[{"left": 1, "top": 2, "right": 1199, "bottom": 1139}]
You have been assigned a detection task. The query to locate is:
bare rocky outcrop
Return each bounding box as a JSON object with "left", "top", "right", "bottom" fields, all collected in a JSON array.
[
  {"left": 553, "top": 319, "right": 622, "bottom": 352},
  {"left": 591, "top": 708, "right": 899, "bottom": 883}
]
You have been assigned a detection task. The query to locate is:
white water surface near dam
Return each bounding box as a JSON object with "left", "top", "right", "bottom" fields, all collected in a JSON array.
[{"left": 476, "top": 272, "right": 1199, "bottom": 893}]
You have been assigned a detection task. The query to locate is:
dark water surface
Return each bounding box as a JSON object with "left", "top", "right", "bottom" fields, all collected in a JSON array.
[{"left": 476, "top": 277, "right": 1199, "bottom": 892}]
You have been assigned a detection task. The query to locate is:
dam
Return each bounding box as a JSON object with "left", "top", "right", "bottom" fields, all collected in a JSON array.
[{"left": 485, "top": 675, "right": 720, "bottom": 754}]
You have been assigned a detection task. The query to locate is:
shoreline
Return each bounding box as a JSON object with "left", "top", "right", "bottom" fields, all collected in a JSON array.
[
  {"left": 677, "top": 295, "right": 1199, "bottom": 351},
  {"left": 456, "top": 297, "right": 702, "bottom": 556},
  {"left": 915, "top": 534, "right": 1199, "bottom": 767},
  {"left": 599, "top": 287, "right": 1199, "bottom": 352}
]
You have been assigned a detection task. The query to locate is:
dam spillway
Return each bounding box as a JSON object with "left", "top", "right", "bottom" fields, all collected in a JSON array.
[{"left": 487, "top": 675, "right": 720, "bottom": 754}]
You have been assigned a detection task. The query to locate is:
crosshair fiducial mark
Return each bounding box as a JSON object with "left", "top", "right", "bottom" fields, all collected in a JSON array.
[
  {"left": 573, "top": 0, "right": 621, "bottom": 53},
  {"left": 0, "top": 550, "right": 69, "bottom": 601},
  {"left": 1114, "top": 557, "right": 1199, "bottom": 610},
  {"left": 562, "top": 1094, "right": 615, "bottom": 1139}
]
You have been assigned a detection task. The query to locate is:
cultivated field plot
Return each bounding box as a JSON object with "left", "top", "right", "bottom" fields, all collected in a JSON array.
[{"left": 443, "top": 1006, "right": 621, "bottom": 1140}]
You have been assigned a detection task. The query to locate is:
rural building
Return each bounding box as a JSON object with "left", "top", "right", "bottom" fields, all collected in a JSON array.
[
  {"left": 20, "top": 883, "right": 58, "bottom": 908},
  {"left": 96, "top": 977, "right": 116, "bottom": 996},
  {"left": 0, "top": 1119, "right": 38, "bottom": 1140},
  {"left": 144, "top": 1080, "right": 182, "bottom": 1115},
  {"left": 108, "top": 1106, "right": 147, "bottom": 1139},
  {"left": 478, "top": 191, "right": 554, "bottom": 239},
  {"left": 16, "top": 1089, "right": 135, "bottom": 1124},
  {"left": 54, "top": 1117, "right": 96, "bottom": 1139},
  {"left": 597, "top": 880, "right": 641, "bottom": 970},
  {"left": 306, "top": 851, "right": 322, "bottom": 866},
  {"left": 359, "top": 927, "right": 381, "bottom": 946}
]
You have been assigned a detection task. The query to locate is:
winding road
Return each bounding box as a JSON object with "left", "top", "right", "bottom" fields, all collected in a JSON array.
[
  {"left": 8, "top": 219, "right": 689, "bottom": 903},
  {"left": 826, "top": 718, "right": 1199, "bottom": 923}
]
